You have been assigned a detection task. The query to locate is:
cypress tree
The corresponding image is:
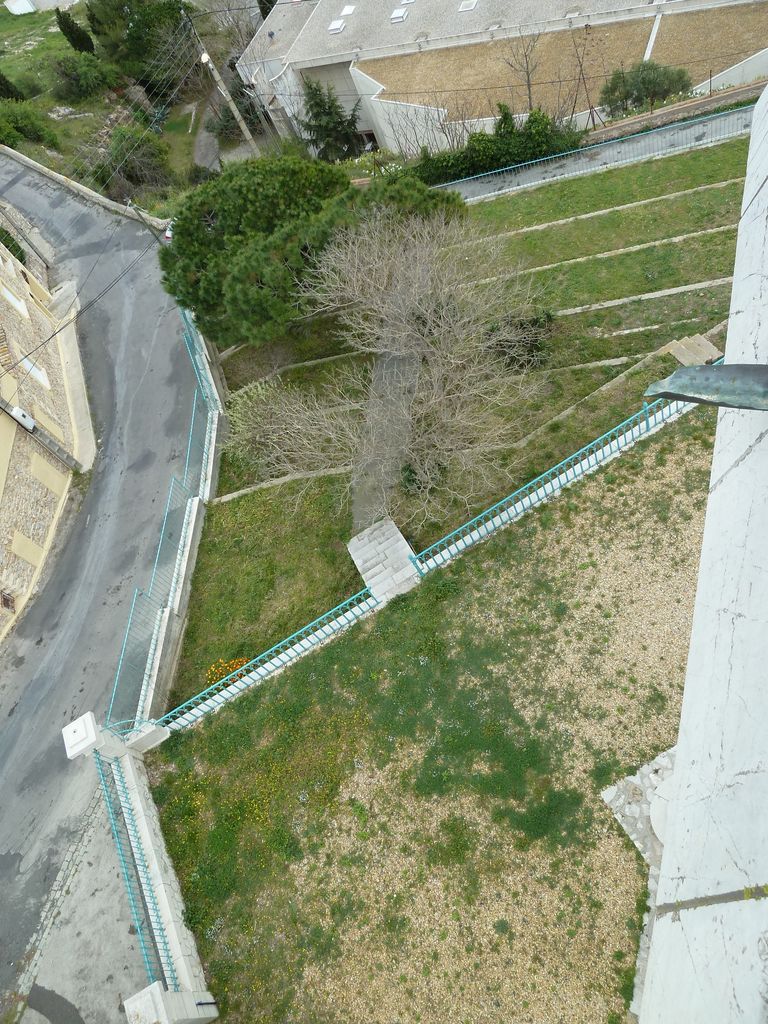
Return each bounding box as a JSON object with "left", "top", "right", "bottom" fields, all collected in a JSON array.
[
  {"left": 56, "top": 8, "right": 95, "bottom": 54},
  {"left": 0, "top": 71, "right": 24, "bottom": 102}
]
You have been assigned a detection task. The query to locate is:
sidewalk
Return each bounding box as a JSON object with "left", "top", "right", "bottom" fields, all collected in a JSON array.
[{"left": 16, "top": 788, "right": 146, "bottom": 1024}]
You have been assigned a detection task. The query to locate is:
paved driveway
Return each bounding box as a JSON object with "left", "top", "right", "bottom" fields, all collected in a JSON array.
[{"left": 0, "top": 159, "right": 197, "bottom": 1014}]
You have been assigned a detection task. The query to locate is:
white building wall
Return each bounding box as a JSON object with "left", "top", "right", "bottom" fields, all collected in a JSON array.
[
  {"left": 693, "top": 47, "right": 768, "bottom": 94},
  {"left": 639, "top": 84, "right": 768, "bottom": 1023}
]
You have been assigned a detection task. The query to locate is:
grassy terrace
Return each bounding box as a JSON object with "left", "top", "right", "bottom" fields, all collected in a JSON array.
[
  {"left": 170, "top": 139, "right": 744, "bottom": 710},
  {"left": 150, "top": 407, "right": 717, "bottom": 1023}
]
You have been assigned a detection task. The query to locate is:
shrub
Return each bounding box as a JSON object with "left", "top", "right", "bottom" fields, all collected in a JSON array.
[
  {"left": 54, "top": 52, "right": 119, "bottom": 100},
  {"left": 0, "top": 227, "right": 25, "bottom": 264},
  {"left": 600, "top": 61, "right": 692, "bottom": 116},
  {"left": 205, "top": 77, "right": 264, "bottom": 142},
  {"left": 410, "top": 106, "right": 582, "bottom": 186},
  {"left": 0, "top": 101, "right": 58, "bottom": 149},
  {"left": 0, "top": 70, "right": 24, "bottom": 102},
  {"left": 94, "top": 124, "right": 172, "bottom": 191}
]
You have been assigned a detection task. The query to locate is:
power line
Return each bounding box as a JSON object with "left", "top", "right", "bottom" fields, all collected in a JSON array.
[{"left": 0, "top": 236, "right": 157, "bottom": 389}]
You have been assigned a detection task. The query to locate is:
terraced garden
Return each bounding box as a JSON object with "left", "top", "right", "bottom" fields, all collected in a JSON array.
[
  {"left": 151, "top": 407, "right": 718, "bottom": 1023},
  {"left": 150, "top": 135, "right": 745, "bottom": 1020},
  {"left": 170, "top": 137, "right": 745, "bottom": 708}
]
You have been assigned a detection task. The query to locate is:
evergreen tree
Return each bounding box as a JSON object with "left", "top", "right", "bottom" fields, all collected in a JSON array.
[
  {"left": 86, "top": 0, "right": 185, "bottom": 81},
  {"left": 55, "top": 8, "right": 95, "bottom": 54},
  {"left": 0, "top": 71, "right": 24, "bottom": 102},
  {"left": 257, "top": 0, "right": 276, "bottom": 17},
  {"left": 299, "top": 79, "right": 361, "bottom": 162}
]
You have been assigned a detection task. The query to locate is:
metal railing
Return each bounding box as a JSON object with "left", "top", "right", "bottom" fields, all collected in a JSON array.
[
  {"left": 440, "top": 104, "right": 755, "bottom": 201},
  {"left": 109, "top": 756, "right": 180, "bottom": 992},
  {"left": 410, "top": 396, "right": 690, "bottom": 573},
  {"left": 105, "top": 309, "right": 220, "bottom": 732},
  {"left": 154, "top": 372, "right": 720, "bottom": 732},
  {"left": 158, "top": 588, "right": 378, "bottom": 730},
  {"left": 93, "top": 750, "right": 168, "bottom": 989}
]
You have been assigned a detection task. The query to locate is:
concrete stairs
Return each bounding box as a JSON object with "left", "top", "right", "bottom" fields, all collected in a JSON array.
[
  {"left": 347, "top": 518, "right": 421, "bottom": 604},
  {"left": 665, "top": 333, "right": 722, "bottom": 366}
]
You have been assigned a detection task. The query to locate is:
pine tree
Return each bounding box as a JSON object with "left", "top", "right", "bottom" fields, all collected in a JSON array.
[
  {"left": 56, "top": 8, "right": 95, "bottom": 54},
  {"left": 299, "top": 79, "right": 361, "bottom": 163},
  {"left": 0, "top": 71, "right": 24, "bottom": 102}
]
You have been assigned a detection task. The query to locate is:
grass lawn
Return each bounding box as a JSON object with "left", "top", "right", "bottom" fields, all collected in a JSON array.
[
  {"left": 150, "top": 406, "right": 717, "bottom": 1024},
  {"left": 527, "top": 225, "right": 737, "bottom": 310},
  {"left": 167, "top": 475, "right": 360, "bottom": 710},
  {"left": 492, "top": 180, "right": 742, "bottom": 270},
  {"left": 468, "top": 136, "right": 748, "bottom": 233}
]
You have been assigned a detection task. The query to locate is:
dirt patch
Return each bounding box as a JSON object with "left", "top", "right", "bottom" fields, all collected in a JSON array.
[
  {"left": 282, "top": 417, "right": 716, "bottom": 1024},
  {"left": 651, "top": 2, "right": 768, "bottom": 86},
  {"left": 359, "top": 3, "right": 768, "bottom": 122}
]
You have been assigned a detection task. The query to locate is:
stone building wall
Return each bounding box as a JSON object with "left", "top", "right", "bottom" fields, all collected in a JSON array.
[{"left": 0, "top": 232, "right": 75, "bottom": 638}]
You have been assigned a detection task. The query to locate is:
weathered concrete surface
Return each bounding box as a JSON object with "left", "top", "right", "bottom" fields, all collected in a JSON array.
[
  {"left": 347, "top": 518, "right": 421, "bottom": 603},
  {"left": 18, "top": 794, "right": 146, "bottom": 1024},
  {"left": 0, "top": 156, "right": 197, "bottom": 1018},
  {"left": 639, "top": 85, "right": 768, "bottom": 1023}
]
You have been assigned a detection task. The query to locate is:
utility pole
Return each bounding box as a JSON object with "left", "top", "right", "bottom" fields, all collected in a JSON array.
[{"left": 184, "top": 13, "right": 260, "bottom": 158}]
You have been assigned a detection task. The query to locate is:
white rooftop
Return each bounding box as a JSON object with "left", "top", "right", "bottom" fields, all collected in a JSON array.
[
  {"left": 639, "top": 85, "right": 768, "bottom": 1022},
  {"left": 239, "top": 0, "right": 667, "bottom": 72}
]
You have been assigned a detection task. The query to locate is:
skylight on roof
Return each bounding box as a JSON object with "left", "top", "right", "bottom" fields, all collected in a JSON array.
[
  {"left": 340, "top": 4, "right": 355, "bottom": 14},
  {"left": 328, "top": 17, "right": 345, "bottom": 32},
  {"left": 458, "top": 0, "right": 478, "bottom": 10},
  {"left": 391, "top": 7, "right": 408, "bottom": 22}
]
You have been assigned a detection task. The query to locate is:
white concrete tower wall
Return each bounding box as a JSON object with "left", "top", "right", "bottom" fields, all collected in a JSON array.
[{"left": 639, "top": 85, "right": 768, "bottom": 1022}]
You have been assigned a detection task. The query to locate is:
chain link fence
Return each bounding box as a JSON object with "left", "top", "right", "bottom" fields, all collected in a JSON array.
[{"left": 105, "top": 310, "right": 220, "bottom": 732}]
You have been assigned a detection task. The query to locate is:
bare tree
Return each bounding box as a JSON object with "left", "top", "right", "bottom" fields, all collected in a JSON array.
[
  {"left": 226, "top": 212, "right": 546, "bottom": 526},
  {"left": 504, "top": 29, "right": 542, "bottom": 112}
]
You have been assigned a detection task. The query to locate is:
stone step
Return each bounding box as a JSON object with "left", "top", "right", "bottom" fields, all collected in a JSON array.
[{"left": 667, "top": 333, "right": 723, "bottom": 366}]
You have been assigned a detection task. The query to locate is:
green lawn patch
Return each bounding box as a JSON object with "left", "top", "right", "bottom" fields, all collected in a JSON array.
[
  {"left": 492, "top": 180, "right": 742, "bottom": 270},
  {"left": 469, "top": 136, "right": 748, "bottom": 233},
  {"left": 523, "top": 226, "right": 737, "bottom": 310}
]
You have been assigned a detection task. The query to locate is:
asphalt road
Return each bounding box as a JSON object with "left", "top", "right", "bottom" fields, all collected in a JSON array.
[{"left": 0, "top": 158, "right": 197, "bottom": 1011}]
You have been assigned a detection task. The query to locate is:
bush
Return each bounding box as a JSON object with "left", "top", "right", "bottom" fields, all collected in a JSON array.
[
  {"left": 410, "top": 106, "right": 582, "bottom": 186},
  {"left": 0, "top": 227, "right": 25, "bottom": 264},
  {"left": 0, "top": 70, "right": 24, "bottom": 102},
  {"left": 205, "top": 77, "right": 264, "bottom": 142},
  {"left": 54, "top": 52, "right": 119, "bottom": 100},
  {"left": 0, "top": 101, "right": 58, "bottom": 149},
  {"left": 94, "top": 124, "right": 172, "bottom": 191},
  {"left": 600, "top": 61, "right": 692, "bottom": 116}
]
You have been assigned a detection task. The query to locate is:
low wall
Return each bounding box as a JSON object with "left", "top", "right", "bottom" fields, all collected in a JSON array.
[
  {"left": 0, "top": 147, "right": 169, "bottom": 230},
  {"left": 693, "top": 47, "right": 768, "bottom": 93}
]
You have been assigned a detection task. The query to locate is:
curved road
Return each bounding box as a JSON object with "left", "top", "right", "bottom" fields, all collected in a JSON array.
[{"left": 0, "top": 158, "right": 197, "bottom": 1011}]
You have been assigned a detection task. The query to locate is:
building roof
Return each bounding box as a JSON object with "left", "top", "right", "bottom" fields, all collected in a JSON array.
[
  {"left": 243, "top": 0, "right": 659, "bottom": 73},
  {"left": 357, "top": 1, "right": 768, "bottom": 120}
]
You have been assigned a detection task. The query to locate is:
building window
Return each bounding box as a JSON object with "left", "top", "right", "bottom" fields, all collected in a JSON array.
[{"left": 0, "top": 281, "right": 29, "bottom": 318}]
